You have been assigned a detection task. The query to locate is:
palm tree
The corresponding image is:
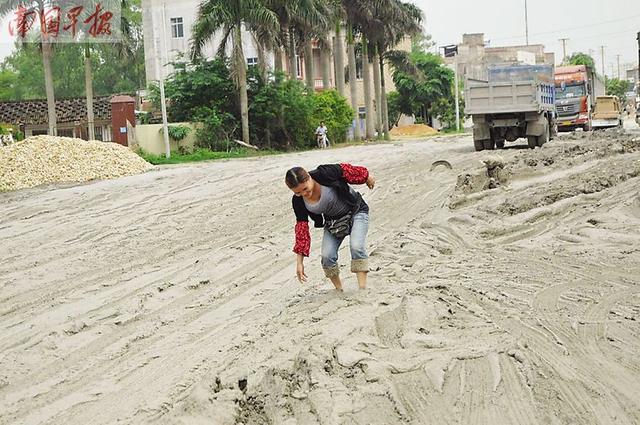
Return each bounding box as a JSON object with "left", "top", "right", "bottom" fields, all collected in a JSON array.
[
  {"left": 192, "top": 0, "right": 278, "bottom": 144},
  {"left": 328, "top": 0, "right": 345, "bottom": 96},
  {"left": 319, "top": 37, "right": 332, "bottom": 89},
  {"left": 345, "top": 26, "right": 361, "bottom": 142},
  {"left": 342, "top": 0, "right": 376, "bottom": 141},
  {"left": 361, "top": 34, "right": 374, "bottom": 139},
  {"left": 370, "top": 0, "right": 422, "bottom": 139},
  {"left": 84, "top": 0, "right": 138, "bottom": 141},
  {"left": 0, "top": 1, "right": 58, "bottom": 135},
  {"left": 264, "top": 0, "right": 328, "bottom": 87},
  {"left": 372, "top": 43, "right": 382, "bottom": 135}
]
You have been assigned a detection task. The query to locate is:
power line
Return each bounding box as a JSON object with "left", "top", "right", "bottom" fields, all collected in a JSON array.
[{"left": 490, "top": 13, "right": 640, "bottom": 42}]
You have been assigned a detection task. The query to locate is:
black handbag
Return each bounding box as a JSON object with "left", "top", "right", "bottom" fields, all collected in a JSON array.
[{"left": 325, "top": 213, "right": 353, "bottom": 238}]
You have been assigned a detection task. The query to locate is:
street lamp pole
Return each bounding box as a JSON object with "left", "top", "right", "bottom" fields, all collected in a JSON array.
[
  {"left": 525, "top": 0, "right": 529, "bottom": 45},
  {"left": 454, "top": 52, "right": 460, "bottom": 131}
]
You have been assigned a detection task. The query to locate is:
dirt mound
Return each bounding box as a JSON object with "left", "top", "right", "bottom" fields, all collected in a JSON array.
[
  {"left": 0, "top": 136, "right": 153, "bottom": 192},
  {"left": 454, "top": 155, "right": 510, "bottom": 195},
  {"left": 390, "top": 124, "right": 438, "bottom": 137}
]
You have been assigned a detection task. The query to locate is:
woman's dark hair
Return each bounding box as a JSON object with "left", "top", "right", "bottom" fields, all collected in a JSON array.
[{"left": 285, "top": 167, "right": 310, "bottom": 188}]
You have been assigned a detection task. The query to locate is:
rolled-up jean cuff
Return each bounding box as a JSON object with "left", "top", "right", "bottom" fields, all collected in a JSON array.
[
  {"left": 351, "top": 259, "right": 369, "bottom": 273},
  {"left": 323, "top": 265, "right": 340, "bottom": 278}
]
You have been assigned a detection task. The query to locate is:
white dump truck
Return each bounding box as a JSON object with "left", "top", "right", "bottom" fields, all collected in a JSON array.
[{"left": 465, "top": 64, "right": 557, "bottom": 151}]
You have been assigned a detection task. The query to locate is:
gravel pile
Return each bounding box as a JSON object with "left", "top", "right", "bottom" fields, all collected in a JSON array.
[{"left": 0, "top": 136, "right": 153, "bottom": 192}]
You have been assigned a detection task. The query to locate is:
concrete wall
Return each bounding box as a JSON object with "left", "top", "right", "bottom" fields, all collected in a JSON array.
[{"left": 134, "top": 122, "right": 198, "bottom": 155}]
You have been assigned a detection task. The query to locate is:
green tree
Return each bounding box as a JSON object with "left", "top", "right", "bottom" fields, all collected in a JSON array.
[
  {"left": 386, "top": 90, "right": 402, "bottom": 127},
  {"left": 192, "top": 0, "right": 278, "bottom": 144},
  {"left": 0, "top": 41, "right": 145, "bottom": 101},
  {"left": 149, "top": 57, "right": 238, "bottom": 123},
  {"left": 567, "top": 52, "right": 596, "bottom": 70},
  {"left": 0, "top": 1, "right": 58, "bottom": 134},
  {"left": 0, "top": 69, "right": 22, "bottom": 100},
  {"left": 606, "top": 78, "right": 630, "bottom": 100},
  {"left": 391, "top": 50, "right": 454, "bottom": 127},
  {"left": 248, "top": 72, "right": 315, "bottom": 149},
  {"left": 370, "top": 0, "right": 423, "bottom": 139},
  {"left": 311, "top": 89, "right": 354, "bottom": 144}
]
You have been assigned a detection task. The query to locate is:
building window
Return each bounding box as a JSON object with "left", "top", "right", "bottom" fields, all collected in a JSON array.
[
  {"left": 94, "top": 125, "right": 103, "bottom": 141},
  {"left": 170, "top": 17, "right": 184, "bottom": 38},
  {"left": 247, "top": 57, "right": 258, "bottom": 67},
  {"left": 358, "top": 106, "right": 366, "bottom": 119},
  {"left": 296, "top": 56, "right": 303, "bottom": 78}
]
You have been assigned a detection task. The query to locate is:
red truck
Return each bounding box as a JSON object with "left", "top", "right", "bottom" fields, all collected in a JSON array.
[{"left": 555, "top": 65, "right": 605, "bottom": 131}]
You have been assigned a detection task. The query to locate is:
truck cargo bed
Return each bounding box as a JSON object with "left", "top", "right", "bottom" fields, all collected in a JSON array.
[{"left": 465, "top": 80, "right": 555, "bottom": 115}]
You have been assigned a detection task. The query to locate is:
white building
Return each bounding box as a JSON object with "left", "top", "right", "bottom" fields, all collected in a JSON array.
[{"left": 141, "top": 0, "right": 408, "bottom": 131}]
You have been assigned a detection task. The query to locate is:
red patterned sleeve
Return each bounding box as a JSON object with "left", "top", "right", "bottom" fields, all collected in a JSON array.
[
  {"left": 293, "top": 221, "right": 311, "bottom": 257},
  {"left": 340, "top": 163, "right": 369, "bottom": 185}
]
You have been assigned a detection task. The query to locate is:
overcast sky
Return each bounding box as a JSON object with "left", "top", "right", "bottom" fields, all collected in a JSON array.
[
  {"left": 416, "top": 0, "right": 640, "bottom": 77},
  {"left": 1, "top": 1, "right": 639, "bottom": 78}
]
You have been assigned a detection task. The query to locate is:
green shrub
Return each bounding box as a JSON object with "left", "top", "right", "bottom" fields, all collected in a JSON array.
[
  {"left": 193, "top": 106, "right": 237, "bottom": 151},
  {"left": 249, "top": 74, "right": 316, "bottom": 150},
  {"left": 165, "top": 124, "right": 192, "bottom": 141},
  {"left": 311, "top": 89, "right": 354, "bottom": 144}
]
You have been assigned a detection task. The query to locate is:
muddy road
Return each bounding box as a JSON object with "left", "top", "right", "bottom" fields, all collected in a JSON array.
[{"left": 1, "top": 126, "right": 640, "bottom": 424}]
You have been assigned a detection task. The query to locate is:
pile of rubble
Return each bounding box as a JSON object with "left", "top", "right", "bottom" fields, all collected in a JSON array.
[{"left": 0, "top": 136, "right": 153, "bottom": 192}]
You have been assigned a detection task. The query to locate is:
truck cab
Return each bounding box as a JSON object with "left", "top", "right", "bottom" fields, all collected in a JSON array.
[{"left": 555, "top": 65, "right": 605, "bottom": 131}]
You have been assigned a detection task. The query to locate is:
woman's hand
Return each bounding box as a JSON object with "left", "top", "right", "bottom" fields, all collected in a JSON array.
[
  {"left": 366, "top": 174, "right": 376, "bottom": 189},
  {"left": 296, "top": 258, "right": 307, "bottom": 283}
]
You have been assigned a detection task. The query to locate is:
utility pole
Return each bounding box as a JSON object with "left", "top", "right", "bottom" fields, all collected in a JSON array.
[
  {"left": 637, "top": 32, "right": 640, "bottom": 95},
  {"left": 600, "top": 45, "right": 606, "bottom": 79},
  {"left": 524, "top": 0, "right": 529, "bottom": 45},
  {"left": 616, "top": 54, "right": 621, "bottom": 79},
  {"left": 559, "top": 38, "right": 569, "bottom": 63},
  {"left": 155, "top": 4, "right": 171, "bottom": 159}
]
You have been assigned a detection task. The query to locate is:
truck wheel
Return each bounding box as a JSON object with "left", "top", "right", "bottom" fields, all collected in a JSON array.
[
  {"left": 483, "top": 139, "right": 495, "bottom": 150},
  {"left": 527, "top": 136, "right": 537, "bottom": 149},
  {"left": 474, "top": 139, "right": 484, "bottom": 151},
  {"left": 495, "top": 139, "right": 505, "bottom": 149},
  {"left": 537, "top": 123, "right": 550, "bottom": 147}
]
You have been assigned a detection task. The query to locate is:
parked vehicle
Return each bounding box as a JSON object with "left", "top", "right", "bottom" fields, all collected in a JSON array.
[
  {"left": 465, "top": 64, "right": 557, "bottom": 151},
  {"left": 555, "top": 65, "right": 605, "bottom": 131},
  {"left": 592, "top": 96, "right": 623, "bottom": 129}
]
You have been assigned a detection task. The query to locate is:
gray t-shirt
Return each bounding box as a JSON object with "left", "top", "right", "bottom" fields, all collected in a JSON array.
[{"left": 304, "top": 185, "right": 352, "bottom": 218}]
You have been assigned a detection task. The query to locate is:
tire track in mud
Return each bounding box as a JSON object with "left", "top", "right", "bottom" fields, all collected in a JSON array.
[{"left": 2, "top": 133, "right": 640, "bottom": 424}]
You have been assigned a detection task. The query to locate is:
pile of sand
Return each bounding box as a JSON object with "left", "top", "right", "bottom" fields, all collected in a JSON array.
[
  {"left": 390, "top": 123, "right": 438, "bottom": 137},
  {"left": 0, "top": 136, "right": 153, "bottom": 192}
]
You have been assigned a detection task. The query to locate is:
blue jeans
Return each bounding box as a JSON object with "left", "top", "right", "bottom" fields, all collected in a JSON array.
[{"left": 321, "top": 212, "right": 369, "bottom": 277}]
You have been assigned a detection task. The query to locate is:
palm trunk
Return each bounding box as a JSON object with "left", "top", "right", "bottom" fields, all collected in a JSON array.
[
  {"left": 257, "top": 43, "right": 268, "bottom": 82},
  {"left": 84, "top": 45, "right": 95, "bottom": 140},
  {"left": 274, "top": 47, "right": 283, "bottom": 74},
  {"left": 361, "top": 36, "right": 374, "bottom": 140},
  {"left": 378, "top": 50, "right": 390, "bottom": 140},
  {"left": 303, "top": 39, "right": 314, "bottom": 89},
  {"left": 372, "top": 47, "right": 382, "bottom": 137},
  {"left": 234, "top": 25, "right": 250, "bottom": 144},
  {"left": 321, "top": 43, "right": 331, "bottom": 89},
  {"left": 288, "top": 29, "right": 297, "bottom": 79},
  {"left": 334, "top": 22, "right": 345, "bottom": 96},
  {"left": 347, "top": 27, "right": 360, "bottom": 142},
  {"left": 42, "top": 42, "right": 57, "bottom": 136}
]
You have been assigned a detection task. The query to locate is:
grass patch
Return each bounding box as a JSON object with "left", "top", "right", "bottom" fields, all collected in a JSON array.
[
  {"left": 137, "top": 148, "right": 280, "bottom": 165},
  {"left": 440, "top": 128, "right": 468, "bottom": 135}
]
